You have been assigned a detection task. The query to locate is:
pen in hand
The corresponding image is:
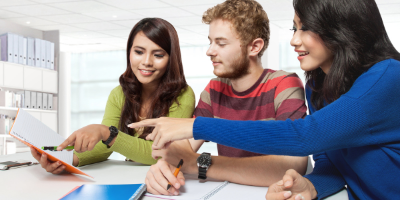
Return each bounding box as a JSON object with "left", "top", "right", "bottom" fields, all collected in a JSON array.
[
  {"left": 42, "top": 146, "right": 74, "bottom": 151},
  {"left": 167, "top": 159, "right": 184, "bottom": 190}
]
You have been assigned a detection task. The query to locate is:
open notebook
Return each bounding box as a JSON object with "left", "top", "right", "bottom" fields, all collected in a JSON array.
[
  {"left": 145, "top": 174, "right": 268, "bottom": 200},
  {"left": 8, "top": 109, "right": 91, "bottom": 178}
]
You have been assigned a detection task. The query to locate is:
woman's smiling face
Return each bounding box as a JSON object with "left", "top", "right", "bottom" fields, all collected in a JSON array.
[
  {"left": 130, "top": 31, "right": 169, "bottom": 87},
  {"left": 290, "top": 14, "right": 333, "bottom": 74}
]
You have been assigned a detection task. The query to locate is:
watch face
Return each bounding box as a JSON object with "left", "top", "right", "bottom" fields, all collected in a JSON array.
[
  {"left": 109, "top": 126, "right": 118, "bottom": 136},
  {"left": 197, "top": 154, "right": 212, "bottom": 167}
]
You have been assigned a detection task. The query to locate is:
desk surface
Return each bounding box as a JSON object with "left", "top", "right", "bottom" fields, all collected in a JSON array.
[{"left": 0, "top": 153, "right": 348, "bottom": 200}]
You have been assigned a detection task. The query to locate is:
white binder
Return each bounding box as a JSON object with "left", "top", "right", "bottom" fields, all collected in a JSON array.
[
  {"left": 23, "top": 37, "right": 27, "bottom": 65},
  {"left": 24, "top": 90, "right": 31, "bottom": 109},
  {"left": 48, "top": 93, "right": 53, "bottom": 110},
  {"left": 40, "top": 39, "right": 46, "bottom": 68},
  {"left": 18, "top": 35, "right": 24, "bottom": 64},
  {"left": 0, "top": 33, "right": 13, "bottom": 62},
  {"left": 34, "top": 38, "right": 41, "bottom": 67},
  {"left": 43, "top": 93, "right": 48, "bottom": 110},
  {"left": 50, "top": 42, "right": 55, "bottom": 70},
  {"left": 27, "top": 37, "right": 34, "bottom": 66},
  {"left": 46, "top": 41, "right": 51, "bottom": 69},
  {"left": 7, "top": 33, "right": 13, "bottom": 62},
  {"left": 13, "top": 34, "right": 19, "bottom": 63},
  {"left": 37, "top": 92, "right": 42, "bottom": 109},
  {"left": 31, "top": 91, "right": 37, "bottom": 109}
]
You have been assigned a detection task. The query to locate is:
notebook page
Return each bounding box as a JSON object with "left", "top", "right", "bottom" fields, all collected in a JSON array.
[
  {"left": 208, "top": 182, "right": 268, "bottom": 200},
  {"left": 145, "top": 174, "right": 228, "bottom": 200},
  {"left": 10, "top": 109, "right": 73, "bottom": 165}
]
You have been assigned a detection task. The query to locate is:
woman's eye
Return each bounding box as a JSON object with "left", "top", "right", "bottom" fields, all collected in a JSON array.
[
  {"left": 218, "top": 43, "right": 226, "bottom": 47},
  {"left": 155, "top": 54, "right": 164, "bottom": 58},
  {"left": 135, "top": 50, "right": 143, "bottom": 55},
  {"left": 290, "top": 27, "right": 297, "bottom": 32},
  {"left": 300, "top": 25, "right": 308, "bottom": 31}
]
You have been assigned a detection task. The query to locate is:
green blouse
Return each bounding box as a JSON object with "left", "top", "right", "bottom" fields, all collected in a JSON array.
[{"left": 74, "top": 85, "right": 195, "bottom": 166}]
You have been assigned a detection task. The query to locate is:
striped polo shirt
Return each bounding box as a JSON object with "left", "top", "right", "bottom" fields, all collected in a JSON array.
[{"left": 194, "top": 69, "right": 307, "bottom": 157}]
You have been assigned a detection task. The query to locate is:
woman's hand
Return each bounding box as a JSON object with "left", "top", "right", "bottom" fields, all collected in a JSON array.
[
  {"left": 58, "top": 124, "right": 110, "bottom": 153},
  {"left": 266, "top": 169, "right": 317, "bottom": 200},
  {"left": 128, "top": 117, "right": 195, "bottom": 149},
  {"left": 30, "top": 147, "right": 79, "bottom": 174}
]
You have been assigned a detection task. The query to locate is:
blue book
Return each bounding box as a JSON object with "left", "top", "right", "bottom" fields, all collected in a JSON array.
[{"left": 60, "top": 184, "right": 147, "bottom": 200}]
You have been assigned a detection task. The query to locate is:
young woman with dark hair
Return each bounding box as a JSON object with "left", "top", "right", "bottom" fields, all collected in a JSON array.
[
  {"left": 30, "top": 18, "right": 195, "bottom": 173},
  {"left": 130, "top": 0, "right": 400, "bottom": 199}
]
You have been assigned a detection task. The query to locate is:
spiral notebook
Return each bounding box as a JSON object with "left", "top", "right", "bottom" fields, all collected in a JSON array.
[
  {"left": 60, "top": 184, "right": 146, "bottom": 200},
  {"left": 145, "top": 174, "right": 268, "bottom": 200}
]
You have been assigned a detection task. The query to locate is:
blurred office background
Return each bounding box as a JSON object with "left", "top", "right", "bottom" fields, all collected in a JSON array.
[{"left": 1, "top": 0, "right": 399, "bottom": 155}]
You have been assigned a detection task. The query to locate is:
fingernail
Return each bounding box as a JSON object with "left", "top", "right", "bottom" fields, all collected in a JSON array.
[
  {"left": 174, "top": 191, "right": 178, "bottom": 195},
  {"left": 295, "top": 194, "right": 305, "bottom": 200},
  {"left": 284, "top": 181, "right": 291, "bottom": 187},
  {"left": 58, "top": 161, "right": 61, "bottom": 165},
  {"left": 42, "top": 153, "right": 46, "bottom": 157},
  {"left": 174, "top": 183, "right": 180, "bottom": 188},
  {"left": 277, "top": 180, "right": 283, "bottom": 186},
  {"left": 284, "top": 191, "right": 292, "bottom": 198}
]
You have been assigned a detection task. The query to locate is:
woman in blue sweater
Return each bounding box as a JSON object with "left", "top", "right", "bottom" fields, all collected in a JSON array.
[{"left": 130, "top": 0, "right": 400, "bottom": 199}]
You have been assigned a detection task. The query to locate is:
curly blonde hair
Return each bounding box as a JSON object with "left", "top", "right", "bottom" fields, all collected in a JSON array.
[{"left": 202, "top": 0, "right": 270, "bottom": 57}]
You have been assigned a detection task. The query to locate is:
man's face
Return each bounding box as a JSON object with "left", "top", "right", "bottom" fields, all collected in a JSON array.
[{"left": 207, "top": 19, "right": 249, "bottom": 80}]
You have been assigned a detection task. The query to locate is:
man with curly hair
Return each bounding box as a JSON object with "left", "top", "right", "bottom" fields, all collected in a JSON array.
[{"left": 144, "top": 0, "right": 309, "bottom": 196}]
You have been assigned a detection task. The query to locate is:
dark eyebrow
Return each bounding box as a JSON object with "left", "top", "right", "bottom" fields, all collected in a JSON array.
[
  {"left": 133, "top": 46, "right": 165, "bottom": 53},
  {"left": 133, "top": 46, "right": 144, "bottom": 50}
]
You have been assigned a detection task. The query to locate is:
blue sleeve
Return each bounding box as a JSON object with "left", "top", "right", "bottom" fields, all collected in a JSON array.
[
  {"left": 304, "top": 153, "right": 346, "bottom": 199},
  {"left": 193, "top": 94, "right": 386, "bottom": 156}
]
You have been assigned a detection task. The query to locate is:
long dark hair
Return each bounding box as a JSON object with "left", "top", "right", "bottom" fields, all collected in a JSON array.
[
  {"left": 293, "top": 0, "right": 400, "bottom": 110},
  {"left": 119, "top": 18, "right": 187, "bottom": 138}
]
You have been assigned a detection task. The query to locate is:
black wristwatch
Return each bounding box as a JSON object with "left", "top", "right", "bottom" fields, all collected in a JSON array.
[
  {"left": 102, "top": 126, "right": 118, "bottom": 148},
  {"left": 197, "top": 152, "right": 212, "bottom": 180}
]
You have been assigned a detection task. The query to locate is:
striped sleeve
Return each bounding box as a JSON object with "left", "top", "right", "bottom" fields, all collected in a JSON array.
[
  {"left": 193, "top": 81, "right": 214, "bottom": 118},
  {"left": 274, "top": 73, "right": 307, "bottom": 121}
]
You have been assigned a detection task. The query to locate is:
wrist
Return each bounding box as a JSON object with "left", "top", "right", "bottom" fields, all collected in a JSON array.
[
  {"left": 305, "top": 178, "right": 317, "bottom": 199},
  {"left": 185, "top": 153, "right": 200, "bottom": 174},
  {"left": 101, "top": 125, "right": 110, "bottom": 141}
]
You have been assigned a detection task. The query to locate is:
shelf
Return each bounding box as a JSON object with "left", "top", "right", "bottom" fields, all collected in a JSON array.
[
  {"left": 0, "top": 107, "right": 57, "bottom": 116},
  {"left": 0, "top": 134, "right": 11, "bottom": 138}
]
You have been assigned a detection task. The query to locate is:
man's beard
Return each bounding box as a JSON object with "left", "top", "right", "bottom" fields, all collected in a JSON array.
[{"left": 215, "top": 47, "right": 250, "bottom": 80}]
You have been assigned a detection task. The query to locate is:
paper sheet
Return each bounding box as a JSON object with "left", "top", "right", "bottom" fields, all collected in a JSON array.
[
  {"left": 145, "top": 174, "right": 228, "bottom": 200},
  {"left": 8, "top": 109, "right": 91, "bottom": 178},
  {"left": 208, "top": 182, "right": 268, "bottom": 200}
]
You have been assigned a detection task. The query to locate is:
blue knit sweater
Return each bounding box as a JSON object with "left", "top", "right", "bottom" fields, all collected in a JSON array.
[{"left": 193, "top": 59, "right": 400, "bottom": 199}]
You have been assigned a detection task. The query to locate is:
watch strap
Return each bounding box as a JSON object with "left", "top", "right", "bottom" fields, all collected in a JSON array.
[
  {"left": 198, "top": 166, "right": 208, "bottom": 179},
  {"left": 102, "top": 126, "right": 118, "bottom": 147},
  {"left": 197, "top": 152, "right": 211, "bottom": 180}
]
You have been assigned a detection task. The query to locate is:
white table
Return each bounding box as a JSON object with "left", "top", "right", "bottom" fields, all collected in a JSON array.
[{"left": 0, "top": 152, "right": 348, "bottom": 200}]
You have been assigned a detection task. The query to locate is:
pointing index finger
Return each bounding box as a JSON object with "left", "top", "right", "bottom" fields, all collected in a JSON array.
[
  {"left": 128, "top": 118, "right": 160, "bottom": 129},
  {"left": 57, "top": 134, "right": 76, "bottom": 151}
]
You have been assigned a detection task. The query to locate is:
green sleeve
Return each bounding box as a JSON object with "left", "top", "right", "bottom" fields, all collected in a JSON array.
[{"left": 74, "top": 85, "right": 195, "bottom": 166}]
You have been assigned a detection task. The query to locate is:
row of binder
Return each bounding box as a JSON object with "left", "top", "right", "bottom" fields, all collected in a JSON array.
[
  {"left": 26, "top": 91, "right": 54, "bottom": 110},
  {"left": 0, "top": 32, "right": 55, "bottom": 70},
  {"left": 0, "top": 90, "right": 54, "bottom": 110}
]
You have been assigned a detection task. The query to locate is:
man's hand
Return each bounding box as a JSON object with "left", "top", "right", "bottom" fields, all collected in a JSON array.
[
  {"left": 145, "top": 160, "right": 185, "bottom": 196},
  {"left": 58, "top": 124, "right": 110, "bottom": 153},
  {"left": 265, "top": 169, "right": 317, "bottom": 200},
  {"left": 128, "top": 117, "right": 195, "bottom": 149},
  {"left": 152, "top": 140, "right": 198, "bottom": 174}
]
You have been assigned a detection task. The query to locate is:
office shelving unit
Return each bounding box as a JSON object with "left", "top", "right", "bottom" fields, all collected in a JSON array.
[{"left": 0, "top": 19, "right": 59, "bottom": 155}]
